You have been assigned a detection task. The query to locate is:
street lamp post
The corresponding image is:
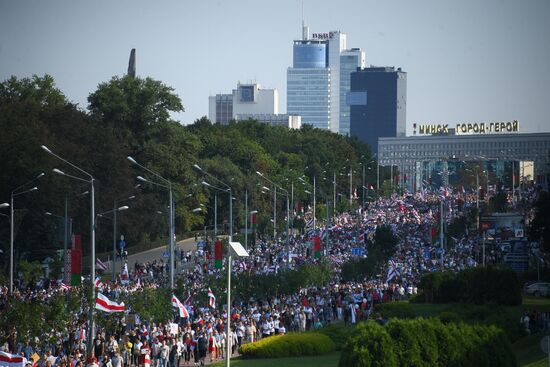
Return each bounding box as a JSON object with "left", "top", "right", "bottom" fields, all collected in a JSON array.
[
  {"left": 129, "top": 157, "right": 175, "bottom": 289},
  {"left": 42, "top": 144, "right": 98, "bottom": 349},
  {"left": 257, "top": 172, "right": 290, "bottom": 268},
  {"left": 10, "top": 173, "right": 42, "bottom": 295},
  {"left": 193, "top": 164, "right": 234, "bottom": 367}
]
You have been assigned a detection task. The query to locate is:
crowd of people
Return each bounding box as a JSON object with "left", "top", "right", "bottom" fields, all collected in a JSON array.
[{"left": 0, "top": 184, "right": 543, "bottom": 367}]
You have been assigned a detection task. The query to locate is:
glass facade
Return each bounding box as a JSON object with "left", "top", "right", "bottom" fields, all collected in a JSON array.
[
  {"left": 287, "top": 68, "right": 331, "bottom": 130},
  {"left": 339, "top": 51, "right": 363, "bottom": 135},
  {"left": 293, "top": 43, "right": 327, "bottom": 68},
  {"left": 378, "top": 133, "right": 550, "bottom": 192}
]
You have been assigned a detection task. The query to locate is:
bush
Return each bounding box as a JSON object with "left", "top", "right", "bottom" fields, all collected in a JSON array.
[
  {"left": 418, "top": 267, "right": 522, "bottom": 305},
  {"left": 375, "top": 302, "right": 416, "bottom": 320},
  {"left": 238, "top": 332, "right": 334, "bottom": 359},
  {"left": 339, "top": 322, "right": 397, "bottom": 367},
  {"left": 339, "top": 319, "right": 517, "bottom": 367},
  {"left": 316, "top": 323, "right": 354, "bottom": 351}
]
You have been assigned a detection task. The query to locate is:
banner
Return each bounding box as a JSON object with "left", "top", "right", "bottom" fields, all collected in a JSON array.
[{"left": 214, "top": 240, "right": 223, "bottom": 269}]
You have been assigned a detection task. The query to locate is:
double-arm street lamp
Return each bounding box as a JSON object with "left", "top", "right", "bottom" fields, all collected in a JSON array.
[
  {"left": 256, "top": 171, "right": 290, "bottom": 268},
  {"left": 9, "top": 172, "right": 43, "bottom": 295},
  {"left": 42, "top": 144, "right": 97, "bottom": 350},
  {"left": 128, "top": 156, "right": 175, "bottom": 289},
  {"left": 95, "top": 202, "right": 131, "bottom": 281},
  {"left": 192, "top": 163, "right": 235, "bottom": 367}
]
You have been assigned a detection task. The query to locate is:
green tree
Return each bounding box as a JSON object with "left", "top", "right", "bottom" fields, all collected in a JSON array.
[{"left": 530, "top": 191, "right": 550, "bottom": 252}]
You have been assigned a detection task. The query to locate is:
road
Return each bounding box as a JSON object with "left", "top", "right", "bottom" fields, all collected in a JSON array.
[{"left": 101, "top": 236, "right": 200, "bottom": 276}]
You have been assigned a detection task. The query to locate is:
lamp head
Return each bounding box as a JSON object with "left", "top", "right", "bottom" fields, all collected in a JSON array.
[
  {"left": 118, "top": 206, "right": 129, "bottom": 211},
  {"left": 191, "top": 208, "right": 202, "bottom": 213},
  {"left": 127, "top": 156, "right": 137, "bottom": 165},
  {"left": 0, "top": 203, "right": 9, "bottom": 209},
  {"left": 137, "top": 176, "right": 147, "bottom": 182},
  {"left": 41, "top": 145, "right": 52, "bottom": 154},
  {"left": 36, "top": 172, "right": 45, "bottom": 179},
  {"left": 193, "top": 164, "right": 202, "bottom": 171},
  {"left": 201, "top": 181, "right": 210, "bottom": 187},
  {"left": 53, "top": 168, "right": 65, "bottom": 176}
]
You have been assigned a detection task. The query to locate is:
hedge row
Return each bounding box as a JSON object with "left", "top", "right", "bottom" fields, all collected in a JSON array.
[
  {"left": 418, "top": 267, "right": 522, "bottom": 305},
  {"left": 339, "top": 319, "right": 517, "bottom": 367},
  {"left": 238, "top": 332, "right": 335, "bottom": 359}
]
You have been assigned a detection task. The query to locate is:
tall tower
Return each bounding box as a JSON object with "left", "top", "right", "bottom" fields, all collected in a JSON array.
[
  {"left": 127, "top": 49, "right": 136, "bottom": 78},
  {"left": 349, "top": 67, "right": 407, "bottom": 153},
  {"left": 339, "top": 48, "right": 365, "bottom": 135},
  {"left": 287, "top": 25, "right": 331, "bottom": 130}
]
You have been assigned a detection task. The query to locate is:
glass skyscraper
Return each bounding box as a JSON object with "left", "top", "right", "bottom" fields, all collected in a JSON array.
[
  {"left": 339, "top": 48, "right": 365, "bottom": 135},
  {"left": 287, "top": 25, "right": 364, "bottom": 134}
]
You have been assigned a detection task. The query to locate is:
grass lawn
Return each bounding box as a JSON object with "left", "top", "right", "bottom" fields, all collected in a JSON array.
[
  {"left": 512, "top": 333, "right": 548, "bottom": 366},
  {"left": 208, "top": 352, "right": 341, "bottom": 367}
]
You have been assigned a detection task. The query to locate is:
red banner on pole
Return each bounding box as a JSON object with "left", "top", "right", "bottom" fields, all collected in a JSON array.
[{"left": 215, "top": 240, "right": 223, "bottom": 269}]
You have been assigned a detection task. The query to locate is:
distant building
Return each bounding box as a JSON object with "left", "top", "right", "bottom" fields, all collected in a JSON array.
[
  {"left": 208, "top": 94, "right": 233, "bottom": 125},
  {"left": 349, "top": 66, "right": 407, "bottom": 153},
  {"left": 208, "top": 82, "right": 299, "bottom": 128},
  {"left": 339, "top": 48, "right": 365, "bottom": 135},
  {"left": 209, "top": 83, "right": 278, "bottom": 125},
  {"left": 235, "top": 114, "right": 301, "bottom": 129},
  {"left": 287, "top": 24, "right": 364, "bottom": 134},
  {"left": 378, "top": 129, "right": 550, "bottom": 192}
]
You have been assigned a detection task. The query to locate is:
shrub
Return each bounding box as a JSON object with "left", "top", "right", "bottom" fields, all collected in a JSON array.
[
  {"left": 316, "top": 323, "right": 354, "bottom": 351},
  {"left": 339, "top": 322, "right": 397, "bottom": 367},
  {"left": 238, "top": 332, "right": 334, "bottom": 359},
  {"left": 340, "top": 319, "right": 517, "bottom": 367}
]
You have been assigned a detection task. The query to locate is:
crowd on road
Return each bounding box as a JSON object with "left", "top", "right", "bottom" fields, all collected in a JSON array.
[{"left": 1, "top": 184, "right": 543, "bottom": 367}]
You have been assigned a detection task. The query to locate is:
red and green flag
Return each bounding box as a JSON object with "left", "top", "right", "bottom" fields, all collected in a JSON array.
[
  {"left": 313, "top": 236, "right": 321, "bottom": 259},
  {"left": 250, "top": 212, "right": 257, "bottom": 230},
  {"left": 215, "top": 240, "right": 223, "bottom": 269}
]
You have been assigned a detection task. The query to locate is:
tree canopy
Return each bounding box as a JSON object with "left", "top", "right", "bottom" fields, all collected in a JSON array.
[{"left": 0, "top": 74, "right": 380, "bottom": 271}]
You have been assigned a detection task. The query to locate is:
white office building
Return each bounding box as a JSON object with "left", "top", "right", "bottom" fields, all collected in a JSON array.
[{"left": 209, "top": 83, "right": 278, "bottom": 124}]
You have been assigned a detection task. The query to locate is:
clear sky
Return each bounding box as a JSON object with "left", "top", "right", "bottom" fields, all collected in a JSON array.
[{"left": 1, "top": 0, "right": 549, "bottom": 134}]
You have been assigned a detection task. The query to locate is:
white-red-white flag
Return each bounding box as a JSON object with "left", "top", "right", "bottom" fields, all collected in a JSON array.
[
  {"left": 96, "top": 258, "right": 108, "bottom": 271},
  {"left": 95, "top": 292, "right": 125, "bottom": 313},
  {"left": 171, "top": 294, "right": 190, "bottom": 318},
  {"left": 207, "top": 288, "right": 216, "bottom": 308},
  {"left": 0, "top": 351, "right": 27, "bottom": 367},
  {"left": 94, "top": 277, "right": 103, "bottom": 289}
]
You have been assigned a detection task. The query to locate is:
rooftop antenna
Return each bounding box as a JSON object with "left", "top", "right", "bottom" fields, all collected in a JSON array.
[{"left": 301, "top": 1, "right": 309, "bottom": 40}]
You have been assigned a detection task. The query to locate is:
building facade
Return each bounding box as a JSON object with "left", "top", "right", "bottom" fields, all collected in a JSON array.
[
  {"left": 378, "top": 131, "right": 550, "bottom": 192},
  {"left": 339, "top": 48, "right": 365, "bottom": 135},
  {"left": 208, "top": 83, "right": 278, "bottom": 124},
  {"left": 287, "top": 25, "right": 364, "bottom": 134},
  {"left": 235, "top": 114, "right": 301, "bottom": 129},
  {"left": 349, "top": 66, "right": 407, "bottom": 153},
  {"left": 208, "top": 94, "right": 233, "bottom": 125}
]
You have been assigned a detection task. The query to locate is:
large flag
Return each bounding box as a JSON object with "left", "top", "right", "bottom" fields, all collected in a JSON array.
[
  {"left": 0, "top": 351, "right": 27, "bottom": 367},
  {"left": 171, "top": 294, "right": 190, "bottom": 318},
  {"left": 94, "top": 277, "right": 103, "bottom": 289},
  {"left": 387, "top": 260, "right": 400, "bottom": 282},
  {"left": 96, "top": 258, "right": 108, "bottom": 271},
  {"left": 95, "top": 293, "right": 125, "bottom": 313},
  {"left": 313, "top": 236, "right": 321, "bottom": 259},
  {"left": 208, "top": 288, "right": 216, "bottom": 308}
]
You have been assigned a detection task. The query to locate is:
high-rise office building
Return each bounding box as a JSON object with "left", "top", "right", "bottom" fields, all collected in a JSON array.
[
  {"left": 339, "top": 48, "right": 365, "bottom": 135},
  {"left": 287, "top": 25, "right": 331, "bottom": 130},
  {"left": 349, "top": 66, "right": 407, "bottom": 153},
  {"left": 287, "top": 25, "right": 364, "bottom": 134}
]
